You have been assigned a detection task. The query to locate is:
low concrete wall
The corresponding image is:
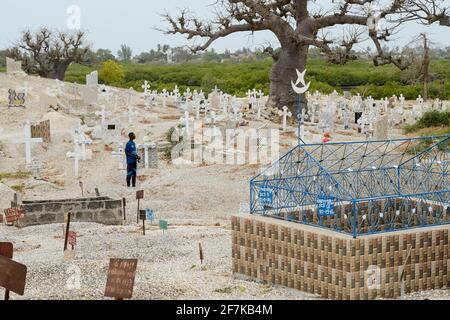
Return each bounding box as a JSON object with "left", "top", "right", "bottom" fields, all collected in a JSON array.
[
  {"left": 232, "top": 214, "right": 450, "bottom": 300},
  {"left": 21, "top": 197, "right": 123, "bottom": 227}
]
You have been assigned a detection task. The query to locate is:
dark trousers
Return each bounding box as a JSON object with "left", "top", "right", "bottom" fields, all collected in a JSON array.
[{"left": 126, "top": 163, "right": 137, "bottom": 187}]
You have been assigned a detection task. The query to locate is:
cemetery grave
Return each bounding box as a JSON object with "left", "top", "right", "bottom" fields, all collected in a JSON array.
[{"left": 0, "top": 64, "right": 449, "bottom": 301}]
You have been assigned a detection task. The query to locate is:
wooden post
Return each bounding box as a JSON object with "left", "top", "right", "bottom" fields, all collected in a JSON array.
[
  {"left": 136, "top": 198, "right": 140, "bottom": 224},
  {"left": 199, "top": 243, "right": 204, "bottom": 265},
  {"left": 79, "top": 181, "right": 84, "bottom": 197},
  {"left": 122, "top": 198, "right": 126, "bottom": 221},
  {"left": 64, "top": 212, "right": 71, "bottom": 251},
  {"left": 142, "top": 218, "right": 146, "bottom": 236}
]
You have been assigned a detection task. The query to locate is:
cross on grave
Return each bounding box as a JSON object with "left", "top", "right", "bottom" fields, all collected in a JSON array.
[
  {"left": 193, "top": 103, "right": 201, "bottom": 120},
  {"left": 172, "top": 85, "right": 180, "bottom": 99},
  {"left": 357, "top": 115, "right": 372, "bottom": 134},
  {"left": 111, "top": 143, "right": 125, "bottom": 170},
  {"left": 342, "top": 110, "right": 352, "bottom": 130},
  {"left": 231, "top": 103, "right": 243, "bottom": 122},
  {"left": 137, "top": 143, "right": 156, "bottom": 169},
  {"left": 141, "top": 81, "right": 151, "bottom": 96},
  {"left": 161, "top": 89, "right": 169, "bottom": 108},
  {"left": 21, "top": 82, "right": 33, "bottom": 97},
  {"left": 98, "top": 84, "right": 114, "bottom": 103},
  {"left": 25, "top": 158, "right": 43, "bottom": 179},
  {"left": 74, "top": 133, "right": 92, "bottom": 160},
  {"left": 278, "top": 106, "right": 292, "bottom": 131},
  {"left": 210, "top": 111, "right": 217, "bottom": 128},
  {"left": 11, "top": 121, "right": 43, "bottom": 164},
  {"left": 126, "top": 105, "right": 140, "bottom": 124},
  {"left": 126, "top": 87, "right": 136, "bottom": 106},
  {"left": 181, "top": 111, "right": 193, "bottom": 136},
  {"left": 95, "top": 105, "right": 111, "bottom": 126},
  {"left": 66, "top": 144, "right": 83, "bottom": 178}
]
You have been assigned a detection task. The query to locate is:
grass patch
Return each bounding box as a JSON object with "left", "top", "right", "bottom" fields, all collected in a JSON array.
[
  {"left": 214, "top": 286, "right": 234, "bottom": 294},
  {"left": 10, "top": 184, "right": 25, "bottom": 193},
  {"left": 0, "top": 171, "right": 32, "bottom": 181},
  {"left": 404, "top": 111, "right": 450, "bottom": 134}
]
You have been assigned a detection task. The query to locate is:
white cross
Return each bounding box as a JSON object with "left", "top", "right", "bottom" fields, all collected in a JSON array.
[
  {"left": 173, "top": 85, "right": 180, "bottom": 98},
  {"left": 142, "top": 81, "right": 151, "bottom": 96},
  {"left": 66, "top": 144, "right": 83, "bottom": 178},
  {"left": 21, "top": 81, "right": 33, "bottom": 96},
  {"left": 127, "top": 87, "right": 136, "bottom": 106},
  {"left": 278, "top": 106, "right": 292, "bottom": 131},
  {"left": 193, "top": 103, "right": 201, "bottom": 120},
  {"left": 54, "top": 79, "right": 65, "bottom": 95},
  {"left": 95, "top": 105, "right": 111, "bottom": 126},
  {"left": 111, "top": 143, "right": 125, "bottom": 170},
  {"left": 210, "top": 111, "right": 217, "bottom": 128},
  {"left": 74, "top": 134, "right": 92, "bottom": 161},
  {"left": 126, "top": 105, "right": 140, "bottom": 124},
  {"left": 342, "top": 111, "right": 352, "bottom": 129},
  {"left": 161, "top": 89, "right": 169, "bottom": 108},
  {"left": 137, "top": 143, "right": 155, "bottom": 169},
  {"left": 181, "top": 111, "right": 192, "bottom": 135},
  {"left": 231, "top": 103, "right": 242, "bottom": 121},
  {"left": 11, "top": 120, "right": 43, "bottom": 164}
]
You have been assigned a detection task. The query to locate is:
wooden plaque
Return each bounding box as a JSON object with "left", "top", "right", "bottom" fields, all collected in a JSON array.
[
  {"left": 0, "top": 242, "right": 13, "bottom": 259},
  {"left": 0, "top": 255, "right": 27, "bottom": 296},
  {"left": 104, "top": 258, "right": 138, "bottom": 299},
  {"left": 136, "top": 190, "right": 144, "bottom": 200}
]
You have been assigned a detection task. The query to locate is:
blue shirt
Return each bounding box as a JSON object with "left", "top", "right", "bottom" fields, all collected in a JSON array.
[{"left": 125, "top": 140, "right": 138, "bottom": 164}]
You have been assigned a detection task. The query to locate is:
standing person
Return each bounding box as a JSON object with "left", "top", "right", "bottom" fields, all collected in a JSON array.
[{"left": 125, "top": 132, "right": 141, "bottom": 188}]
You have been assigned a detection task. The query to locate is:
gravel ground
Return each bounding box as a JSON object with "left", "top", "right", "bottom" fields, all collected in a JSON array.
[{"left": 0, "top": 222, "right": 319, "bottom": 300}]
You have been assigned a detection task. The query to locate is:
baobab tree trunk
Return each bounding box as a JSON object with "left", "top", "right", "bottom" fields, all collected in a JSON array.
[
  {"left": 46, "top": 61, "right": 71, "bottom": 80},
  {"left": 268, "top": 45, "right": 309, "bottom": 114}
]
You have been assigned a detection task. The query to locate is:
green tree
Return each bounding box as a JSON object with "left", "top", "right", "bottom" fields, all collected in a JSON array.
[
  {"left": 99, "top": 60, "right": 125, "bottom": 85},
  {"left": 117, "top": 44, "right": 133, "bottom": 62}
]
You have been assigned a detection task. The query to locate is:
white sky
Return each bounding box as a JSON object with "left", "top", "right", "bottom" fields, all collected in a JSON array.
[{"left": 1, "top": 0, "right": 449, "bottom": 54}]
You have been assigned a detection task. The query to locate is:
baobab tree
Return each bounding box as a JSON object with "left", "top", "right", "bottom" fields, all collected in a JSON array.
[
  {"left": 7, "top": 28, "right": 89, "bottom": 80},
  {"left": 161, "top": 0, "right": 450, "bottom": 111}
]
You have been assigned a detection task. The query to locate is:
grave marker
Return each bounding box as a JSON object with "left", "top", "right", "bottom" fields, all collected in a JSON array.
[
  {"left": 11, "top": 121, "right": 43, "bottom": 164},
  {"left": 122, "top": 198, "right": 127, "bottom": 221},
  {"left": 199, "top": 243, "right": 204, "bottom": 265},
  {"left": 0, "top": 242, "right": 14, "bottom": 300},
  {"left": 8, "top": 89, "right": 25, "bottom": 108},
  {"left": 3, "top": 207, "right": 25, "bottom": 225},
  {"left": 0, "top": 243, "right": 13, "bottom": 259},
  {"left": 136, "top": 190, "right": 144, "bottom": 224},
  {"left": 0, "top": 255, "right": 27, "bottom": 300},
  {"left": 139, "top": 210, "right": 146, "bottom": 235},
  {"left": 104, "top": 258, "right": 138, "bottom": 300},
  {"left": 31, "top": 120, "right": 51, "bottom": 143},
  {"left": 159, "top": 219, "right": 168, "bottom": 233},
  {"left": 63, "top": 212, "right": 72, "bottom": 251},
  {"left": 145, "top": 209, "right": 155, "bottom": 225}
]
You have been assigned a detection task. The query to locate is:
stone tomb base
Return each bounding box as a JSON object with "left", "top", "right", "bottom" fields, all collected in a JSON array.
[
  {"left": 232, "top": 214, "right": 449, "bottom": 300},
  {"left": 21, "top": 197, "right": 123, "bottom": 227}
]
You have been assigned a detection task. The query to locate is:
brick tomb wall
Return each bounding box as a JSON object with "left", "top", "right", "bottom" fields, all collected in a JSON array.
[
  {"left": 21, "top": 197, "right": 123, "bottom": 227},
  {"left": 232, "top": 214, "right": 449, "bottom": 300}
]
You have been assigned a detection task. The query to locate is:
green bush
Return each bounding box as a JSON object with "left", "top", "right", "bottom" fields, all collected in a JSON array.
[
  {"left": 63, "top": 59, "right": 450, "bottom": 98},
  {"left": 404, "top": 111, "right": 450, "bottom": 133},
  {"left": 99, "top": 60, "right": 125, "bottom": 86}
]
